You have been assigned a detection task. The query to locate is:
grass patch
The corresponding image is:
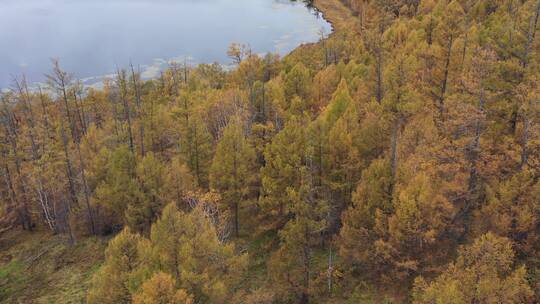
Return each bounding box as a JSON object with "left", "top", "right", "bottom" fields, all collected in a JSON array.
[{"left": 0, "top": 230, "right": 106, "bottom": 304}]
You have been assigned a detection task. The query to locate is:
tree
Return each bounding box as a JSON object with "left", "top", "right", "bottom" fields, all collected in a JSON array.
[
  {"left": 179, "top": 116, "right": 213, "bottom": 188},
  {"left": 209, "top": 117, "right": 257, "bottom": 237},
  {"left": 339, "top": 159, "right": 394, "bottom": 278},
  {"left": 284, "top": 63, "right": 312, "bottom": 102},
  {"left": 427, "top": 0, "right": 465, "bottom": 115},
  {"left": 260, "top": 117, "right": 307, "bottom": 226},
  {"left": 126, "top": 152, "right": 166, "bottom": 233},
  {"left": 268, "top": 167, "right": 327, "bottom": 304},
  {"left": 477, "top": 170, "right": 540, "bottom": 256},
  {"left": 324, "top": 79, "right": 353, "bottom": 126},
  {"left": 87, "top": 228, "right": 144, "bottom": 304},
  {"left": 413, "top": 233, "right": 533, "bottom": 304},
  {"left": 325, "top": 106, "right": 362, "bottom": 233},
  {"left": 387, "top": 171, "right": 454, "bottom": 277},
  {"left": 162, "top": 156, "right": 195, "bottom": 207},
  {"left": 90, "top": 203, "right": 247, "bottom": 303},
  {"left": 94, "top": 145, "right": 139, "bottom": 228},
  {"left": 150, "top": 204, "right": 248, "bottom": 303},
  {"left": 133, "top": 272, "right": 193, "bottom": 304},
  {"left": 227, "top": 43, "right": 250, "bottom": 65}
]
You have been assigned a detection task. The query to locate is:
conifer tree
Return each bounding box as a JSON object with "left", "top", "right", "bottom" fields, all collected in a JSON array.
[
  {"left": 260, "top": 117, "right": 307, "bottom": 226},
  {"left": 126, "top": 152, "right": 166, "bottom": 233},
  {"left": 150, "top": 203, "right": 248, "bottom": 303},
  {"left": 284, "top": 63, "right": 312, "bottom": 102},
  {"left": 339, "top": 159, "right": 394, "bottom": 278},
  {"left": 268, "top": 167, "right": 327, "bottom": 304},
  {"left": 162, "top": 156, "right": 195, "bottom": 207},
  {"left": 133, "top": 272, "right": 194, "bottom": 304},
  {"left": 87, "top": 228, "right": 144, "bottom": 304},
  {"left": 94, "top": 145, "right": 139, "bottom": 228},
  {"left": 413, "top": 233, "right": 533, "bottom": 303},
  {"left": 179, "top": 116, "right": 213, "bottom": 188},
  {"left": 209, "top": 117, "right": 257, "bottom": 237}
]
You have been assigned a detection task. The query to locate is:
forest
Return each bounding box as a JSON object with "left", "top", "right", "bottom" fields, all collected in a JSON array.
[{"left": 0, "top": 0, "right": 539, "bottom": 302}]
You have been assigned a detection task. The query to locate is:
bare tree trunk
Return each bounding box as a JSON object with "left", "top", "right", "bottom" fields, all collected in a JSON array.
[
  {"left": 390, "top": 116, "right": 401, "bottom": 181},
  {"left": 521, "top": 2, "right": 540, "bottom": 68},
  {"left": 301, "top": 227, "right": 311, "bottom": 304},
  {"left": 15, "top": 77, "right": 46, "bottom": 231},
  {"left": 73, "top": 86, "right": 87, "bottom": 135},
  {"left": 439, "top": 35, "right": 453, "bottom": 115},
  {"left": 468, "top": 89, "right": 484, "bottom": 196},
  {"left": 38, "top": 87, "right": 53, "bottom": 140},
  {"left": 117, "top": 70, "right": 135, "bottom": 155},
  {"left": 59, "top": 115, "right": 78, "bottom": 208},
  {"left": 130, "top": 63, "right": 145, "bottom": 157},
  {"left": 47, "top": 61, "right": 79, "bottom": 209},
  {"left": 76, "top": 143, "right": 96, "bottom": 235}
]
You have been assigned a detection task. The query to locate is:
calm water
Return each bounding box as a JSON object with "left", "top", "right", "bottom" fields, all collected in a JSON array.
[{"left": 0, "top": 0, "right": 331, "bottom": 88}]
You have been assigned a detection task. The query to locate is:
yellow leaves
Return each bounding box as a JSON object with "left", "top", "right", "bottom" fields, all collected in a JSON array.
[
  {"left": 87, "top": 228, "right": 144, "bottom": 304},
  {"left": 89, "top": 203, "right": 247, "bottom": 304},
  {"left": 413, "top": 233, "right": 533, "bottom": 304},
  {"left": 133, "top": 272, "right": 194, "bottom": 304},
  {"left": 324, "top": 79, "right": 353, "bottom": 126}
]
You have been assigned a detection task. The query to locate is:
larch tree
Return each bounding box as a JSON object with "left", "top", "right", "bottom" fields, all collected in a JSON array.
[
  {"left": 126, "top": 152, "right": 166, "bottom": 233},
  {"left": 87, "top": 228, "right": 145, "bottom": 304},
  {"left": 339, "top": 158, "right": 394, "bottom": 280},
  {"left": 133, "top": 272, "right": 194, "bottom": 304},
  {"left": 413, "top": 233, "right": 533, "bottom": 304},
  {"left": 150, "top": 204, "right": 248, "bottom": 303},
  {"left": 209, "top": 117, "right": 257, "bottom": 237},
  {"left": 179, "top": 115, "right": 213, "bottom": 189},
  {"left": 260, "top": 117, "right": 307, "bottom": 227},
  {"left": 94, "top": 145, "right": 139, "bottom": 229},
  {"left": 268, "top": 166, "right": 328, "bottom": 304}
]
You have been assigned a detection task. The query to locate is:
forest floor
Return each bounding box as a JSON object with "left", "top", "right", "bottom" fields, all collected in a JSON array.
[{"left": 0, "top": 229, "right": 107, "bottom": 303}]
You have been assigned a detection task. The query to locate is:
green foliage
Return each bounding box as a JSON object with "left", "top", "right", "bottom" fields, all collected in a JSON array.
[
  {"left": 126, "top": 152, "right": 166, "bottom": 233},
  {"left": 260, "top": 117, "right": 307, "bottom": 223},
  {"left": 88, "top": 203, "right": 248, "bottom": 303},
  {"left": 325, "top": 79, "right": 352, "bottom": 125},
  {"left": 268, "top": 167, "right": 328, "bottom": 302},
  {"left": 210, "top": 117, "right": 257, "bottom": 236},
  {"left": 87, "top": 228, "right": 144, "bottom": 304},
  {"left": 284, "top": 63, "right": 312, "bottom": 102},
  {"left": 94, "top": 145, "right": 139, "bottom": 227}
]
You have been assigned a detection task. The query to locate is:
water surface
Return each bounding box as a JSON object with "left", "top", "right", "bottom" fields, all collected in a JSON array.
[{"left": 0, "top": 0, "right": 331, "bottom": 87}]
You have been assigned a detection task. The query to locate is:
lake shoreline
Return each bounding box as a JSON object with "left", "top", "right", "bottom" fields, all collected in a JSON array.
[{"left": 285, "top": 0, "right": 359, "bottom": 62}]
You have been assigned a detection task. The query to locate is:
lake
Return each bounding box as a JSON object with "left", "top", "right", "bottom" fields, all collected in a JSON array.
[{"left": 0, "top": 0, "right": 331, "bottom": 88}]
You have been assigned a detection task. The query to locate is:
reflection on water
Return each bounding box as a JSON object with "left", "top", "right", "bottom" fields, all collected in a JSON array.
[{"left": 0, "top": 0, "right": 331, "bottom": 87}]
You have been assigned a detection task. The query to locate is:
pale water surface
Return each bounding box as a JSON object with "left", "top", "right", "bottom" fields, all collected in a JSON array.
[{"left": 0, "top": 0, "right": 330, "bottom": 87}]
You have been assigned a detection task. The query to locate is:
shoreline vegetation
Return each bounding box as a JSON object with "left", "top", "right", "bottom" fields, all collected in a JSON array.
[{"left": 1, "top": 0, "right": 539, "bottom": 303}]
